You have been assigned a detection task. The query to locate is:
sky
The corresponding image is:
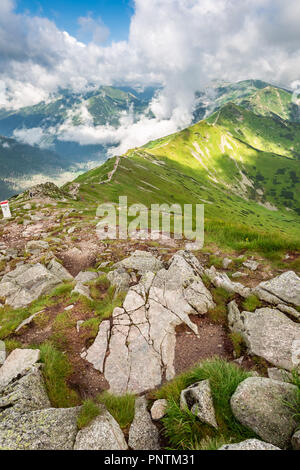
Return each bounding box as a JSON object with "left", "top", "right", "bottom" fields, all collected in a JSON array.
[
  {"left": 1, "top": 0, "right": 300, "bottom": 154},
  {"left": 15, "top": 0, "right": 133, "bottom": 43}
]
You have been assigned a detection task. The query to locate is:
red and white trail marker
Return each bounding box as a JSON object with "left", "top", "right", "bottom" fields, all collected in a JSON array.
[{"left": 1, "top": 200, "right": 11, "bottom": 218}]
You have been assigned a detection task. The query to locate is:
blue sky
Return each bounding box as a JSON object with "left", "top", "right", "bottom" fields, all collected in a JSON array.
[{"left": 16, "top": 0, "right": 133, "bottom": 42}]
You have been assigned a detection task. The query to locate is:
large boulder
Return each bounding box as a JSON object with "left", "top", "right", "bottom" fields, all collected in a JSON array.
[
  {"left": 231, "top": 377, "right": 298, "bottom": 448},
  {"left": 0, "top": 366, "right": 50, "bottom": 413},
  {"left": 0, "top": 349, "right": 40, "bottom": 388},
  {"left": 0, "top": 407, "right": 80, "bottom": 450},
  {"left": 219, "top": 439, "right": 280, "bottom": 450},
  {"left": 0, "top": 262, "right": 71, "bottom": 309},
  {"left": 74, "top": 407, "right": 128, "bottom": 450},
  {"left": 180, "top": 380, "right": 218, "bottom": 429},
  {"left": 253, "top": 271, "right": 300, "bottom": 307},
  {"left": 128, "top": 397, "right": 160, "bottom": 450},
  {"left": 228, "top": 302, "right": 300, "bottom": 371}
]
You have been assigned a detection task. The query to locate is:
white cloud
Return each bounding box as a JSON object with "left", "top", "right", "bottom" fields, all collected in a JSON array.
[
  {"left": 78, "top": 13, "right": 110, "bottom": 44},
  {"left": 1, "top": 0, "right": 300, "bottom": 154}
]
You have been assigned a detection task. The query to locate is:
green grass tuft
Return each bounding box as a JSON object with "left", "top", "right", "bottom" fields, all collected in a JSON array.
[
  {"left": 97, "top": 391, "right": 136, "bottom": 429},
  {"left": 242, "top": 295, "right": 262, "bottom": 312},
  {"left": 77, "top": 400, "right": 101, "bottom": 429},
  {"left": 39, "top": 342, "right": 80, "bottom": 408}
]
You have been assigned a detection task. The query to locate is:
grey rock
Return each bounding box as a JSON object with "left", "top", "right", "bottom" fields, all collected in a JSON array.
[
  {"left": 74, "top": 406, "right": 128, "bottom": 450},
  {"left": 0, "top": 349, "right": 40, "bottom": 388},
  {"left": 115, "top": 250, "right": 163, "bottom": 274},
  {"left": 0, "top": 406, "right": 80, "bottom": 450},
  {"left": 107, "top": 268, "right": 131, "bottom": 293},
  {"left": 228, "top": 303, "right": 300, "bottom": 371},
  {"left": 0, "top": 341, "right": 5, "bottom": 365},
  {"left": 180, "top": 380, "right": 218, "bottom": 429},
  {"left": 71, "top": 282, "right": 91, "bottom": 299},
  {"left": 223, "top": 258, "right": 232, "bottom": 269},
  {"left": 85, "top": 321, "right": 110, "bottom": 373},
  {"left": 205, "top": 266, "right": 251, "bottom": 298},
  {"left": 254, "top": 271, "right": 300, "bottom": 307},
  {"left": 219, "top": 439, "right": 280, "bottom": 450},
  {"left": 150, "top": 399, "right": 168, "bottom": 421},
  {"left": 15, "top": 310, "right": 44, "bottom": 332},
  {"left": 47, "top": 259, "right": 73, "bottom": 281},
  {"left": 74, "top": 271, "right": 98, "bottom": 283},
  {"left": 231, "top": 377, "right": 298, "bottom": 448},
  {"left": 0, "top": 366, "right": 50, "bottom": 413},
  {"left": 26, "top": 240, "right": 49, "bottom": 254},
  {"left": 0, "top": 263, "right": 63, "bottom": 309},
  {"left": 291, "top": 430, "right": 300, "bottom": 450},
  {"left": 267, "top": 368, "right": 293, "bottom": 383},
  {"left": 128, "top": 397, "right": 160, "bottom": 450},
  {"left": 243, "top": 260, "right": 259, "bottom": 271},
  {"left": 277, "top": 304, "right": 300, "bottom": 321},
  {"left": 232, "top": 272, "right": 248, "bottom": 279}
]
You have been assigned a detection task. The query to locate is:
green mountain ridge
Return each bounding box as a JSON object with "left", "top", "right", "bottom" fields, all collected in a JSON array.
[{"left": 64, "top": 104, "right": 300, "bottom": 255}]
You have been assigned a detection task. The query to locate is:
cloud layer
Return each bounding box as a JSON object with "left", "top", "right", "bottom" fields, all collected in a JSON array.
[{"left": 1, "top": 0, "right": 300, "bottom": 153}]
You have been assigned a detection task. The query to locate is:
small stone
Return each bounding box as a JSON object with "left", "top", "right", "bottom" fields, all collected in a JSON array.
[
  {"left": 291, "top": 430, "right": 300, "bottom": 450},
  {"left": 15, "top": 310, "right": 44, "bottom": 332},
  {"left": 64, "top": 305, "right": 74, "bottom": 311},
  {"left": 222, "top": 258, "right": 232, "bottom": 269},
  {"left": 150, "top": 399, "right": 168, "bottom": 420},
  {"left": 180, "top": 380, "right": 218, "bottom": 429},
  {"left": 243, "top": 260, "right": 259, "bottom": 271},
  {"left": 76, "top": 320, "right": 84, "bottom": 332}
]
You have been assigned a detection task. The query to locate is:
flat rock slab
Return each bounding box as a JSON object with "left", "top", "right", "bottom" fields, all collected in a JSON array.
[
  {"left": 88, "top": 251, "right": 214, "bottom": 394},
  {"left": 0, "top": 349, "right": 40, "bottom": 388},
  {"left": 0, "top": 407, "right": 80, "bottom": 450},
  {"left": 74, "top": 407, "right": 128, "bottom": 450},
  {"left": 254, "top": 271, "right": 300, "bottom": 307},
  {"left": 128, "top": 397, "right": 160, "bottom": 450},
  {"left": 231, "top": 377, "right": 298, "bottom": 449},
  {"left": 219, "top": 439, "right": 280, "bottom": 450},
  {"left": 85, "top": 321, "right": 110, "bottom": 373},
  {"left": 228, "top": 303, "right": 300, "bottom": 371}
]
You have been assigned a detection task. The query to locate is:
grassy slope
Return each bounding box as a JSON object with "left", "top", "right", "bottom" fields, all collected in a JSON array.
[
  {"left": 65, "top": 111, "right": 300, "bottom": 255},
  {"left": 208, "top": 103, "right": 300, "bottom": 159}
]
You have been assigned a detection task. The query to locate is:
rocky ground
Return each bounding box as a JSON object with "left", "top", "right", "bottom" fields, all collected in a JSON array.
[{"left": 0, "top": 184, "right": 300, "bottom": 450}]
